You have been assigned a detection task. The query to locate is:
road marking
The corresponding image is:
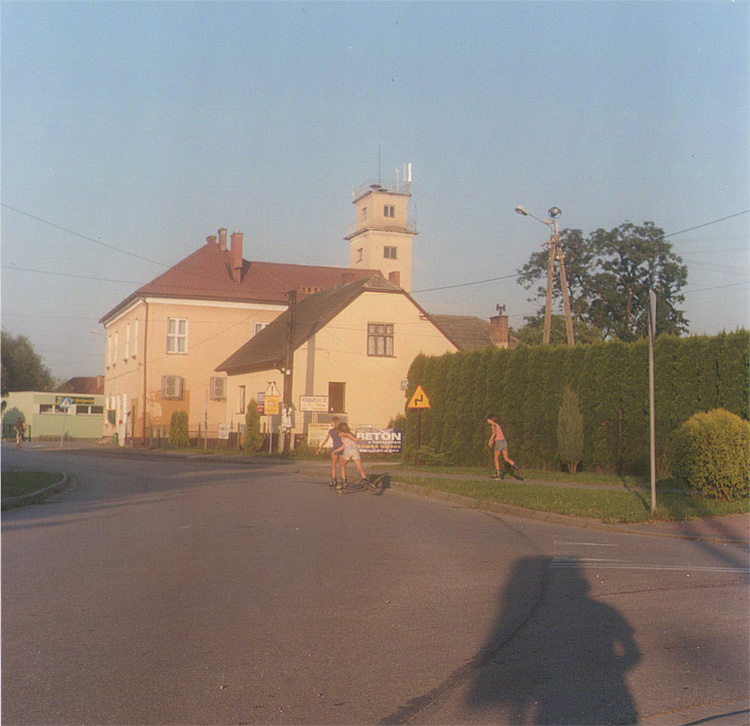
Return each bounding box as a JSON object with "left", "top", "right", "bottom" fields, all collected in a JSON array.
[
  {"left": 554, "top": 541, "right": 619, "bottom": 547},
  {"left": 551, "top": 559, "right": 750, "bottom": 574}
]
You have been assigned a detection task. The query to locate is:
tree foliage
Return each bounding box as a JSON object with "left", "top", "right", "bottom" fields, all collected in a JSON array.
[
  {"left": 517, "top": 222, "right": 688, "bottom": 342},
  {"left": 244, "top": 399, "right": 263, "bottom": 452},
  {"left": 404, "top": 330, "right": 748, "bottom": 475},
  {"left": 1, "top": 331, "right": 55, "bottom": 395}
]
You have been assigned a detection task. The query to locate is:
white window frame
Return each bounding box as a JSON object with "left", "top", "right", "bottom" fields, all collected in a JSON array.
[
  {"left": 167, "top": 318, "right": 188, "bottom": 354},
  {"left": 367, "top": 323, "right": 394, "bottom": 357},
  {"left": 134, "top": 318, "right": 139, "bottom": 357},
  {"left": 125, "top": 323, "right": 130, "bottom": 359},
  {"left": 384, "top": 205, "right": 395, "bottom": 218},
  {"left": 254, "top": 322, "right": 268, "bottom": 336}
]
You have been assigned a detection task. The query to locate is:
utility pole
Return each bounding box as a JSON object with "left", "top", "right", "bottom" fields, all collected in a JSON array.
[
  {"left": 516, "top": 205, "right": 575, "bottom": 346},
  {"left": 648, "top": 289, "right": 657, "bottom": 514},
  {"left": 282, "top": 289, "right": 297, "bottom": 453}
]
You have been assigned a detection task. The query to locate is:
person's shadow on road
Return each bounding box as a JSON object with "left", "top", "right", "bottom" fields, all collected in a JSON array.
[{"left": 467, "top": 556, "right": 641, "bottom": 725}]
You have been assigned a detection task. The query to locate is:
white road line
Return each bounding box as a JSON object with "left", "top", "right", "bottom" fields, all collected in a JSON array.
[
  {"left": 550, "top": 561, "right": 750, "bottom": 574},
  {"left": 554, "top": 541, "right": 620, "bottom": 547}
]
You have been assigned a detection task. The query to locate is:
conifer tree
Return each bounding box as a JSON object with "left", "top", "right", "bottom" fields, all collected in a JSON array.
[{"left": 557, "top": 386, "right": 584, "bottom": 474}]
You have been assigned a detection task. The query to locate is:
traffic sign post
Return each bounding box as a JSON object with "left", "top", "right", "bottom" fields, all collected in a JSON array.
[
  {"left": 408, "top": 386, "right": 431, "bottom": 450},
  {"left": 58, "top": 397, "right": 72, "bottom": 450}
]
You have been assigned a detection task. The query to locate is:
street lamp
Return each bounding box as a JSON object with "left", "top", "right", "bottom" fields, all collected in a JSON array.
[{"left": 515, "top": 205, "right": 575, "bottom": 346}]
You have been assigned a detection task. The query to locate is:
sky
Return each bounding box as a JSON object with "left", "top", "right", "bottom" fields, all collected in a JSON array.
[{"left": 2, "top": 0, "right": 748, "bottom": 381}]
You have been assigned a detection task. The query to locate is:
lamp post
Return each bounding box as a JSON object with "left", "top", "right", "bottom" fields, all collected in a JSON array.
[{"left": 515, "top": 205, "right": 575, "bottom": 346}]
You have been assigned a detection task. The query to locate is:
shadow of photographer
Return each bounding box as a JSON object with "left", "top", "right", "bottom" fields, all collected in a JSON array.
[{"left": 467, "top": 556, "right": 641, "bottom": 725}]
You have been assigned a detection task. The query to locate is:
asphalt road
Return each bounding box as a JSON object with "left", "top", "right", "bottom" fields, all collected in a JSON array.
[{"left": 2, "top": 446, "right": 748, "bottom": 725}]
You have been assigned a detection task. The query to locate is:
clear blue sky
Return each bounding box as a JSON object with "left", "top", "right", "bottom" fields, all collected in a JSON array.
[{"left": 2, "top": 1, "right": 748, "bottom": 380}]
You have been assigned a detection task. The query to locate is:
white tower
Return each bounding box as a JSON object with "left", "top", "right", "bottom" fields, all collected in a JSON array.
[{"left": 345, "top": 168, "right": 417, "bottom": 292}]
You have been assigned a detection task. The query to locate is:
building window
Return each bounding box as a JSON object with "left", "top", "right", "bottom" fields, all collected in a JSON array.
[
  {"left": 114, "top": 331, "right": 119, "bottom": 364},
  {"left": 134, "top": 319, "right": 139, "bottom": 357},
  {"left": 162, "top": 375, "right": 184, "bottom": 399},
  {"left": 254, "top": 322, "right": 268, "bottom": 336},
  {"left": 125, "top": 323, "right": 130, "bottom": 359},
  {"left": 384, "top": 205, "right": 395, "bottom": 218},
  {"left": 362, "top": 207, "right": 367, "bottom": 221},
  {"left": 384, "top": 246, "right": 397, "bottom": 259},
  {"left": 238, "top": 385, "right": 246, "bottom": 414},
  {"left": 368, "top": 323, "right": 394, "bottom": 357},
  {"left": 357, "top": 248, "right": 363, "bottom": 263},
  {"left": 388, "top": 271, "right": 401, "bottom": 287},
  {"left": 167, "top": 318, "right": 188, "bottom": 354},
  {"left": 107, "top": 335, "right": 113, "bottom": 367},
  {"left": 328, "top": 382, "right": 345, "bottom": 413},
  {"left": 40, "top": 404, "right": 54, "bottom": 414},
  {"left": 210, "top": 376, "right": 227, "bottom": 400}
]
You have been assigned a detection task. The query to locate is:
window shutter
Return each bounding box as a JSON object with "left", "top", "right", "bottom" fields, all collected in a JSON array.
[
  {"left": 210, "top": 377, "right": 227, "bottom": 400},
  {"left": 162, "top": 375, "right": 183, "bottom": 399}
]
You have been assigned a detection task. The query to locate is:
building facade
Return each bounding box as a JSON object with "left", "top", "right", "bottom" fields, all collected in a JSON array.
[{"left": 2, "top": 391, "right": 105, "bottom": 440}]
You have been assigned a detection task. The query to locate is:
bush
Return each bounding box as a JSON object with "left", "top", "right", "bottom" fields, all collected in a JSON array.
[
  {"left": 243, "top": 400, "right": 263, "bottom": 452},
  {"left": 169, "top": 410, "right": 190, "bottom": 448},
  {"left": 404, "top": 445, "right": 450, "bottom": 467},
  {"left": 670, "top": 408, "right": 750, "bottom": 501}
]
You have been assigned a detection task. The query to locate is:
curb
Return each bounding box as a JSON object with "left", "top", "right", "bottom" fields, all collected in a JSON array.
[{"left": 2, "top": 474, "right": 71, "bottom": 511}]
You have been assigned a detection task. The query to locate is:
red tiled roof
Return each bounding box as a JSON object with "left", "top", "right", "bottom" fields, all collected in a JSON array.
[{"left": 100, "top": 240, "right": 381, "bottom": 322}]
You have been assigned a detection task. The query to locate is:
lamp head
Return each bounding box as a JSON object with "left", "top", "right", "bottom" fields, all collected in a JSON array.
[
  {"left": 514, "top": 206, "right": 529, "bottom": 216},
  {"left": 548, "top": 206, "right": 561, "bottom": 219}
]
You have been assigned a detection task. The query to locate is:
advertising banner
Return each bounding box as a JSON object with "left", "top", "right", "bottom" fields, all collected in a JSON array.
[
  {"left": 355, "top": 428, "right": 403, "bottom": 454},
  {"left": 307, "top": 423, "right": 330, "bottom": 448}
]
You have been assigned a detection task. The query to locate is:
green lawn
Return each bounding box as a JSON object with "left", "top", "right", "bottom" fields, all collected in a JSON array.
[
  {"left": 2, "top": 471, "right": 62, "bottom": 498},
  {"left": 394, "top": 474, "right": 749, "bottom": 524}
]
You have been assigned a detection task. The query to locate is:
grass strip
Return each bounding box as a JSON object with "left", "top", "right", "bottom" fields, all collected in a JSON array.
[
  {"left": 395, "top": 475, "right": 749, "bottom": 524},
  {"left": 2, "top": 471, "right": 63, "bottom": 499}
]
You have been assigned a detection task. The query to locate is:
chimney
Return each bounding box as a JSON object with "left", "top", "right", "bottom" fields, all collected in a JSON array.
[
  {"left": 206, "top": 235, "right": 217, "bottom": 246},
  {"left": 489, "top": 310, "right": 509, "bottom": 349},
  {"left": 218, "top": 228, "right": 228, "bottom": 251},
  {"left": 230, "top": 231, "right": 244, "bottom": 283}
]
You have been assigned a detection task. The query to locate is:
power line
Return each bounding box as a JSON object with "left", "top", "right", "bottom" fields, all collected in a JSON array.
[
  {"left": 413, "top": 273, "right": 519, "bottom": 294},
  {"left": 665, "top": 210, "right": 750, "bottom": 239},
  {"left": 1, "top": 264, "right": 144, "bottom": 285},
  {"left": 1, "top": 203, "right": 172, "bottom": 268}
]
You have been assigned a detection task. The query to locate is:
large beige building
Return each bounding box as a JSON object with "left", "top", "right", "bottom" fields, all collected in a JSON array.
[{"left": 99, "top": 228, "right": 378, "bottom": 446}]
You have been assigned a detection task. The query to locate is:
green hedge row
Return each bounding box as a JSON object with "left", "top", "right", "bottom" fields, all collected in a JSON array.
[{"left": 403, "top": 331, "right": 749, "bottom": 474}]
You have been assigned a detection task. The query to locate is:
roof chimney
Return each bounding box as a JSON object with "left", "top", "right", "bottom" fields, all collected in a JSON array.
[
  {"left": 206, "top": 235, "right": 217, "bottom": 246},
  {"left": 230, "top": 231, "right": 244, "bottom": 283},
  {"left": 489, "top": 308, "right": 509, "bottom": 349},
  {"left": 218, "top": 228, "right": 228, "bottom": 251}
]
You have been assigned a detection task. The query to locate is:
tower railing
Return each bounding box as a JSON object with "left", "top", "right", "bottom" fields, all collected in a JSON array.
[{"left": 353, "top": 179, "right": 412, "bottom": 202}]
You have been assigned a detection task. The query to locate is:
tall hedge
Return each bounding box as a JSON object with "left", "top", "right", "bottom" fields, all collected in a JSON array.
[{"left": 404, "top": 331, "right": 749, "bottom": 474}]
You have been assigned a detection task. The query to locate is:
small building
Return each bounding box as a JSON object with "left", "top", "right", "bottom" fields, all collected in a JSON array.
[
  {"left": 1, "top": 391, "right": 105, "bottom": 441},
  {"left": 216, "top": 275, "right": 498, "bottom": 446}
]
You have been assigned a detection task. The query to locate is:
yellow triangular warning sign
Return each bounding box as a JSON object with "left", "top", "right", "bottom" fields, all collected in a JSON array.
[{"left": 408, "top": 385, "right": 431, "bottom": 409}]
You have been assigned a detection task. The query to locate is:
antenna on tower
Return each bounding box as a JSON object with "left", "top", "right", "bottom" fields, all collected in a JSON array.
[{"left": 378, "top": 145, "right": 381, "bottom": 186}]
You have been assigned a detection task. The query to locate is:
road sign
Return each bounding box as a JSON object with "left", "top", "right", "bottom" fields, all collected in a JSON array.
[
  {"left": 299, "top": 395, "right": 328, "bottom": 412},
  {"left": 265, "top": 395, "right": 280, "bottom": 416},
  {"left": 408, "top": 385, "right": 430, "bottom": 409},
  {"left": 265, "top": 382, "right": 281, "bottom": 397},
  {"left": 57, "top": 397, "right": 73, "bottom": 411}
]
